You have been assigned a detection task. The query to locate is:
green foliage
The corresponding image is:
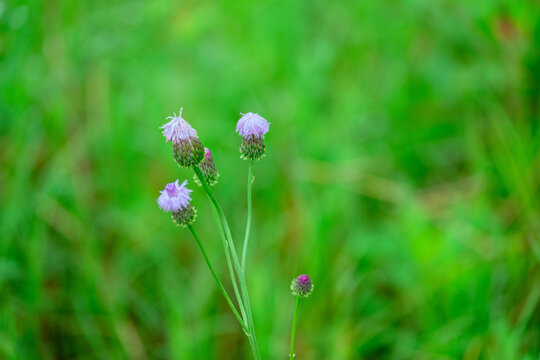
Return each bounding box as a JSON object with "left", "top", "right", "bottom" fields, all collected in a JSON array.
[{"left": 1, "top": 0, "right": 539, "bottom": 358}]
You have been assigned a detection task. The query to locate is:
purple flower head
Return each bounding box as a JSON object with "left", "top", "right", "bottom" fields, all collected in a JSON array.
[
  {"left": 157, "top": 180, "right": 193, "bottom": 212},
  {"left": 236, "top": 112, "right": 269, "bottom": 161},
  {"left": 157, "top": 180, "right": 197, "bottom": 227},
  {"left": 291, "top": 274, "right": 314, "bottom": 298},
  {"left": 194, "top": 147, "right": 219, "bottom": 186},
  {"left": 161, "top": 108, "right": 198, "bottom": 143},
  {"left": 236, "top": 112, "right": 269, "bottom": 138},
  {"left": 160, "top": 108, "right": 205, "bottom": 167}
]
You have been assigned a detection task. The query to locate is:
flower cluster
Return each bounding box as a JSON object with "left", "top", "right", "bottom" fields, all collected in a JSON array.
[
  {"left": 156, "top": 107, "right": 313, "bottom": 359},
  {"left": 158, "top": 109, "right": 270, "bottom": 220}
]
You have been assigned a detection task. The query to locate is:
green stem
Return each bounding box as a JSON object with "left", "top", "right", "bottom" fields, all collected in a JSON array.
[
  {"left": 207, "top": 202, "right": 247, "bottom": 322},
  {"left": 188, "top": 225, "right": 248, "bottom": 332},
  {"left": 290, "top": 296, "right": 300, "bottom": 360},
  {"left": 236, "top": 265, "right": 260, "bottom": 359},
  {"left": 242, "top": 161, "right": 254, "bottom": 269},
  {"left": 193, "top": 166, "right": 261, "bottom": 360}
]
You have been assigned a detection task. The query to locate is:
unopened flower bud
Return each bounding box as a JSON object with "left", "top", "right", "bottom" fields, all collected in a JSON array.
[
  {"left": 157, "top": 180, "right": 197, "bottom": 227},
  {"left": 236, "top": 112, "right": 269, "bottom": 161},
  {"left": 161, "top": 108, "right": 205, "bottom": 167},
  {"left": 194, "top": 148, "right": 219, "bottom": 186},
  {"left": 290, "top": 274, "right": 314, "bottom": 298}
]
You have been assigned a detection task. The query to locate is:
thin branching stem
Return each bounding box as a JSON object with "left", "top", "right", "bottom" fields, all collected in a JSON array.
[
  {"left": 193, "top": 166, "right": 261, "bottom": 360},
  {"left": 187, "top": 225, "right": 248, "bottom": 332},
  {"left": 193, "top": 167, "right": 246, "bottom": 322},
  {"left": 207, "top": 203, "right": 247, "bottom": 322}
]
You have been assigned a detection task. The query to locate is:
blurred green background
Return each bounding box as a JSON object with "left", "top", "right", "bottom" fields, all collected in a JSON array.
[{"left": 1, "top": 0, "right": 540, "bottom": 359}]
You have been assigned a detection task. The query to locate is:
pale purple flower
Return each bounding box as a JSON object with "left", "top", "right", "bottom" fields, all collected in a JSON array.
[
  {"left": 236, "top": 112, "right": 269, "bottom": 161},
  {"left": 160, "top": 108, "right": 205, "bottom": 167},
  {"left": 236, "top": 112, "right": 269, "bottom": 138},
  {"left": 157, "top": 179, "right": 193, "bottom": 212},
  {"left": 161, "top": 108, "right": 198, "bottom": 143}
]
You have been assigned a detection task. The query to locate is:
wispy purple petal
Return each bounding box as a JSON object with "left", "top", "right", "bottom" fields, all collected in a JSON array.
[
  {"left": 236, "top": 112, "right": 269, "bottom": 137},
  {"left": 161, "top": 108, "right": 198, "bottom": 142},
  {"left": 157, "top": 179, "right": 193, "bottom": 212}
]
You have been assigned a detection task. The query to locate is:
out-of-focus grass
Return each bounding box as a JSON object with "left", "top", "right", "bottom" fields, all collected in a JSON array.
[{"left": 1, "top": 0, "right": 540, "bottom": 359}]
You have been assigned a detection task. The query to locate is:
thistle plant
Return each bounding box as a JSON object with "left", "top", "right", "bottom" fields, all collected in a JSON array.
[
  {"left": 157, "top": 108, "right": 312, "bottom": 359},
  {"left": 289, "top": 275, "right": 314, "bottom": 359}
]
